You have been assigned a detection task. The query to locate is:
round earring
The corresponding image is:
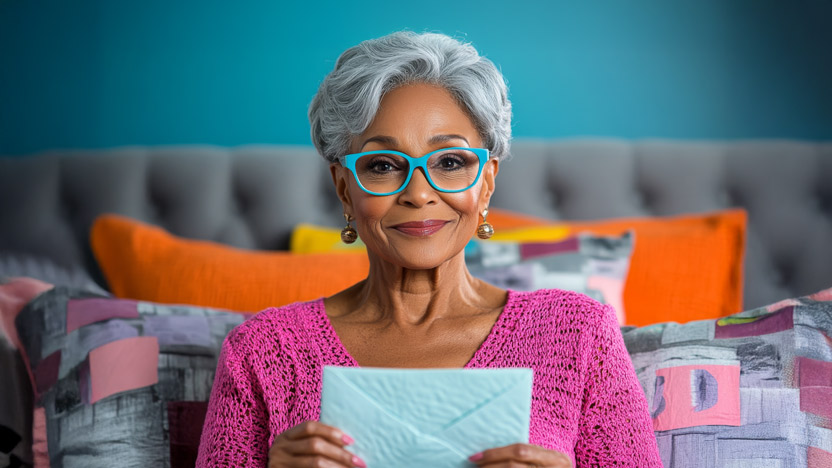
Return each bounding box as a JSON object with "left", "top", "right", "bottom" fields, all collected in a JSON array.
[
  {"left": 340, "top": 213, "right": 358, "bottom": 244},
  {"left": 476, "top": 208, "right": 494, "bottom": 240}
]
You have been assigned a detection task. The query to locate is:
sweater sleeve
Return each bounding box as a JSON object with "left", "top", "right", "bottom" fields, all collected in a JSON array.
[
  {"left": 574, "top": 304, "right": 662, "bottom": 467},
  {"left": 196, "top": 330, "right": 271, "bottom": 467}
]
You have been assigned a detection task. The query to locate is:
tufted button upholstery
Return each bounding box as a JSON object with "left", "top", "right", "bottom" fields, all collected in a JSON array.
[
  {"left": 492, "top": 139, "right": 832, "bottom": 308},
  {"left": 1, "top": 139, "right": 831, "bottom": 310}
]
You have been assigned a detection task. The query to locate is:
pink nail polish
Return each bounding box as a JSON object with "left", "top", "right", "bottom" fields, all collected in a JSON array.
[
  {"left": 342, "top": 434, "right": 355, "bottom": 445},
  {"left": 352, "top": 455, "right": 367, "bottom": 468},
  {"left": 469, "top": 452, "right": 483, "bottom": 462}
]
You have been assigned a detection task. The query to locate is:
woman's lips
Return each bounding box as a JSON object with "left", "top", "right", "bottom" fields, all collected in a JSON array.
[{"left": 391, "top": 220, "right": 449, "bottom": 237}]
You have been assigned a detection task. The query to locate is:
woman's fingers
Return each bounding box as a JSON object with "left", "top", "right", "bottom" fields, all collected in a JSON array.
[
  {"left": 470, "top": 443, "right": 572, "bottom": 468},
  {"left": 279, "top": 437, "right": 364, "bottom": 467},
  {"left": 269, "top": 421, "right": 365, "bottom": 468},
  {"left": 285, "top": 455, "right": 354, "bottom": 468},
  {"left": 280, "top": 421, "right": 353, "bottom": 447}
]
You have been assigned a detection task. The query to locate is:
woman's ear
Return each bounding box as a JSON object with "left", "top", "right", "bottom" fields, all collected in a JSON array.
[
  {"left": 478, "top": 158, "right": 500, "bottom": 212},
  {"left": 330, "top": 163, "right": 354, "bottom": 215}
]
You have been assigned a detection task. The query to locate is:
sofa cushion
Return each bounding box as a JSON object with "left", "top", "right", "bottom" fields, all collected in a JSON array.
[
  {"left": 91, "top": 215, "right": 371, "bottom": 312},
  {"left": 464, "top": 232, "right": 632, "bottom": 324},
  {"left": 14, "top": 286, "right": 249, "bottom": 468},
  {"left": 622, "top": 287, "right": 832, "bottom": 466},
  {"left": 0, "top": 278, "right": 54, "bottom": 468}
]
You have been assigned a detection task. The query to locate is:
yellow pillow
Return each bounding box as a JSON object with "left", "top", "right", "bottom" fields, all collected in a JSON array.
[
  {"left": 290, "top": 223, "right": 367, "bottom": 254},
  {"left": 289, "top": 221, "right": 570, "bottom": 253}
]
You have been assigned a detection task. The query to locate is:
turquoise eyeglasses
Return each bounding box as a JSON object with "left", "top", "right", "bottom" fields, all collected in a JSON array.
[{"left": 337, "top": 147, "right": 490, "bottom": 196}]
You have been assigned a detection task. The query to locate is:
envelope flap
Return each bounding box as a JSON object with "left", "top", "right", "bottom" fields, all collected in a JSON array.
[
  {"left": 440, "top": 369, "right": 533, "bottom": 456},
  {"left": 329, "top": 367, "right": 527, "bottom": 433}
]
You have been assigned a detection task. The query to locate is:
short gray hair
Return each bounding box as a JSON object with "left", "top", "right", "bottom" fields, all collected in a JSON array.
[{"left": 309, "top": 31, "right": 512, "bottom": 163}]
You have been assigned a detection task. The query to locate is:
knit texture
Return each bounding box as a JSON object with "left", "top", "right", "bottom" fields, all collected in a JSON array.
[{"left": 196, "top": 289, "right": 661, "bottom": 467}]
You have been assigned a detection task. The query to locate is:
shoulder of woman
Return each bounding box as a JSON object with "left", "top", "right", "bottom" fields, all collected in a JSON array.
[
  {"left": 516, "top": 288, "right": 612, "bottom": 320},
  {"left": 224, "top": 298, "right": 325, "bottom": 349},
  {"left": 510, "top": 289, "right": 619, "bottom": 340}
]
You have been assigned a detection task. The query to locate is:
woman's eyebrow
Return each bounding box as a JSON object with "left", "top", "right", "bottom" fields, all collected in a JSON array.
[
  {"left": 360, "top": 133, "right": 470, "bottom": 151},
  {"left": 428, "top": 134, "right": 469, "bottom": 146},
  {"left": 360, "top": 135, "right": 397, "bottom": 150}
]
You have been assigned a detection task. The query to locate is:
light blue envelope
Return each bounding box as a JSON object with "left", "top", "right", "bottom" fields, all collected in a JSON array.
[{"left": 320, "top": 366, "right": 533, "bottom": 468}]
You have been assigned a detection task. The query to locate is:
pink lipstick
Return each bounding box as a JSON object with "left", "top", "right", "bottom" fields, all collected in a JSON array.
[{"left": 391, "top": 220, "right": 449, "bottom": 237}]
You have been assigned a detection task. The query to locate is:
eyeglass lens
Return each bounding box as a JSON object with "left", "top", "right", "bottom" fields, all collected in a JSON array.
[{"left": 353, "top": 149, "right": 481, "bottom": 193}]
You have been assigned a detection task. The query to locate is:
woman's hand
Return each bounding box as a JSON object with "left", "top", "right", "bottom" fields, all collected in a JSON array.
[
  {"left": 469, "top": 443, "right": 572, "bottom": 468},
  {"left": 268, "top": 421, "right": 366, "bottom": 468}
]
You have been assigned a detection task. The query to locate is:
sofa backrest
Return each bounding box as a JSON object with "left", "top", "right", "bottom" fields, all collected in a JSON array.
[{"left": 1, "top": 138, "right": 830, "bottom": 309}]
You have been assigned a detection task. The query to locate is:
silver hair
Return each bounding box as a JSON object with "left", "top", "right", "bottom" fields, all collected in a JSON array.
[{"left": 308, "top": 31, "right": 512, "bottom": 163}]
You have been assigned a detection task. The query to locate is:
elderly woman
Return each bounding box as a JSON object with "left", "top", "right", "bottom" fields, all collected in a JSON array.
[{"left": 197, "top": 32, "right": 661, "bottom": 467}]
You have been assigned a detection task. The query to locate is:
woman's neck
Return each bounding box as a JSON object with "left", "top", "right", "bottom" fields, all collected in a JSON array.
[{"left": 335, "top": 250, "right": 493, "bottom": 327}]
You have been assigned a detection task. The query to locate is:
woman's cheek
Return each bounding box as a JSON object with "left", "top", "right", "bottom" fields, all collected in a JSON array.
[
  {"left": 452, "top": 192, "right": 482, "bottom": 225},
  {"left": 353, "top": 197, "right": 389, "bottom": 242}
]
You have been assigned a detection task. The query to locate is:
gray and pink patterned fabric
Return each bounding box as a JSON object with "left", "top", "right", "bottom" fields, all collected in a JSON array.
[
  {"left": 9, "top": 281, "right": 832, "bottom": 467},
  {"left": 466, "top": 233, "right": 632, "bottom": 324},
  {"left": 13, "top": 287, "right": 249, "bottom": 468},
  {"left": 622, "top": 288, "right": 832, "bottom": 467}
]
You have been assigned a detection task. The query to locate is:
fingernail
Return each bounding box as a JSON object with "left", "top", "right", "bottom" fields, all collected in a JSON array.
[
  {"left": 342, "top": 434, "right": 355, "bottom": 445},
  {"left": 352, "top": 455, "right": 367, "bottom": 468},
  {"left": 469, "top": 452, "right": 483, "bottom": 462}
]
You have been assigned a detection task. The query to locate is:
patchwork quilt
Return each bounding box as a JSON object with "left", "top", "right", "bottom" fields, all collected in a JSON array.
[
  {"left": 622, "top": 289, "right": 832, "bottom": 467},
  {"left": 6, "top": 285, "right": 832, "bottom": 468}
]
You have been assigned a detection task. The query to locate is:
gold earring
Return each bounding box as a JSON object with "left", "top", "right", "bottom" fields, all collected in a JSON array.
[
  {"left": 476, "top": 208, "right": 494, "bottom": 239},
  {"left": 340, "top": 213, "right": 358, "bottom": 244}
]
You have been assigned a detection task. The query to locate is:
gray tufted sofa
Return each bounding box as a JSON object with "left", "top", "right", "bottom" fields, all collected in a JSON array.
[{"left": 1, "top": 138, "right": 831, "bottom": 310}]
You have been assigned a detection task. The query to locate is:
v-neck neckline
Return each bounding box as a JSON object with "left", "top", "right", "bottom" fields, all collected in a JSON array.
[{"left": 312, "top": 289, "right": 521, "bottom": 369}]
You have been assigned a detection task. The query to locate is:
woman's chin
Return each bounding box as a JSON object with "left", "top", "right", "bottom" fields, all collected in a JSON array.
[{"left": 374, "top": 244, "right": 464, "bottom": 272}]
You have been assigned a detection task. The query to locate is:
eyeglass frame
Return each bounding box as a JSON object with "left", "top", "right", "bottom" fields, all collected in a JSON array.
[{"left": 336, "top": 147, "right": 490, "bottom": 196}]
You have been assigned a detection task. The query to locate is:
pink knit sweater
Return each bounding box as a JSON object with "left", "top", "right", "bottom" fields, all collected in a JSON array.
[{"left": 196, "top": 289, "right": 661, "bottom": 467}]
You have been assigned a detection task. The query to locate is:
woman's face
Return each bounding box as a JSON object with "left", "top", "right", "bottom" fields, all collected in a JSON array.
[{"left": 331, "top": 83, "right": 499, "bottom": 270}]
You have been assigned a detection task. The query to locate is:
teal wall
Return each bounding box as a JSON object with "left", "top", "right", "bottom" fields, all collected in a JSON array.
[{"left": 1, "top": 0, "right": 830, "bottom": 155}]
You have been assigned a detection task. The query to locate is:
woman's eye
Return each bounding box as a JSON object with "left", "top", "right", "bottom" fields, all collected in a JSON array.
[
  {"left": 438, "top": 156, "right": 465, "bottom": 169},
  {"left": 368, "top": 159, "right": 399, "bottom": 172}
]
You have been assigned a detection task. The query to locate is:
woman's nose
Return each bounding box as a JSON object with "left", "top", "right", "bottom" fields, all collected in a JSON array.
[{"left": 397, "top": 168, "right": 437, "bottom": 206}]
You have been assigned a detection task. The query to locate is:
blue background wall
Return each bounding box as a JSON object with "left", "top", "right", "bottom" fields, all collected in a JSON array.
[{"left": 1, "top": 0, "right": 830, "bottom": 155}]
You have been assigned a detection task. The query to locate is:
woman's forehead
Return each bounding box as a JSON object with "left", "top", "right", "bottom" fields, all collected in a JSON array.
[{"left": 358, "top": 84, "right": 481, "bottom": 149}]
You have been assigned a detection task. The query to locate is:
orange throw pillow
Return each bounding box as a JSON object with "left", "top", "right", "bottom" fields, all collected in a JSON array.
[
  {"left": 92, "top": 209, "right": 745, "bottom": 326},
  {"left": 486, "top": 208, "right": 554, "bottom": 229},
  {"left": 490, "top": 208, "right": 747, "bottom": 326},
  {"left": 91, "top": 215, "right": 369, "bottom": 312},
  {"left": 570, "top": 211, "right": 746, "bottom": 326}
]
